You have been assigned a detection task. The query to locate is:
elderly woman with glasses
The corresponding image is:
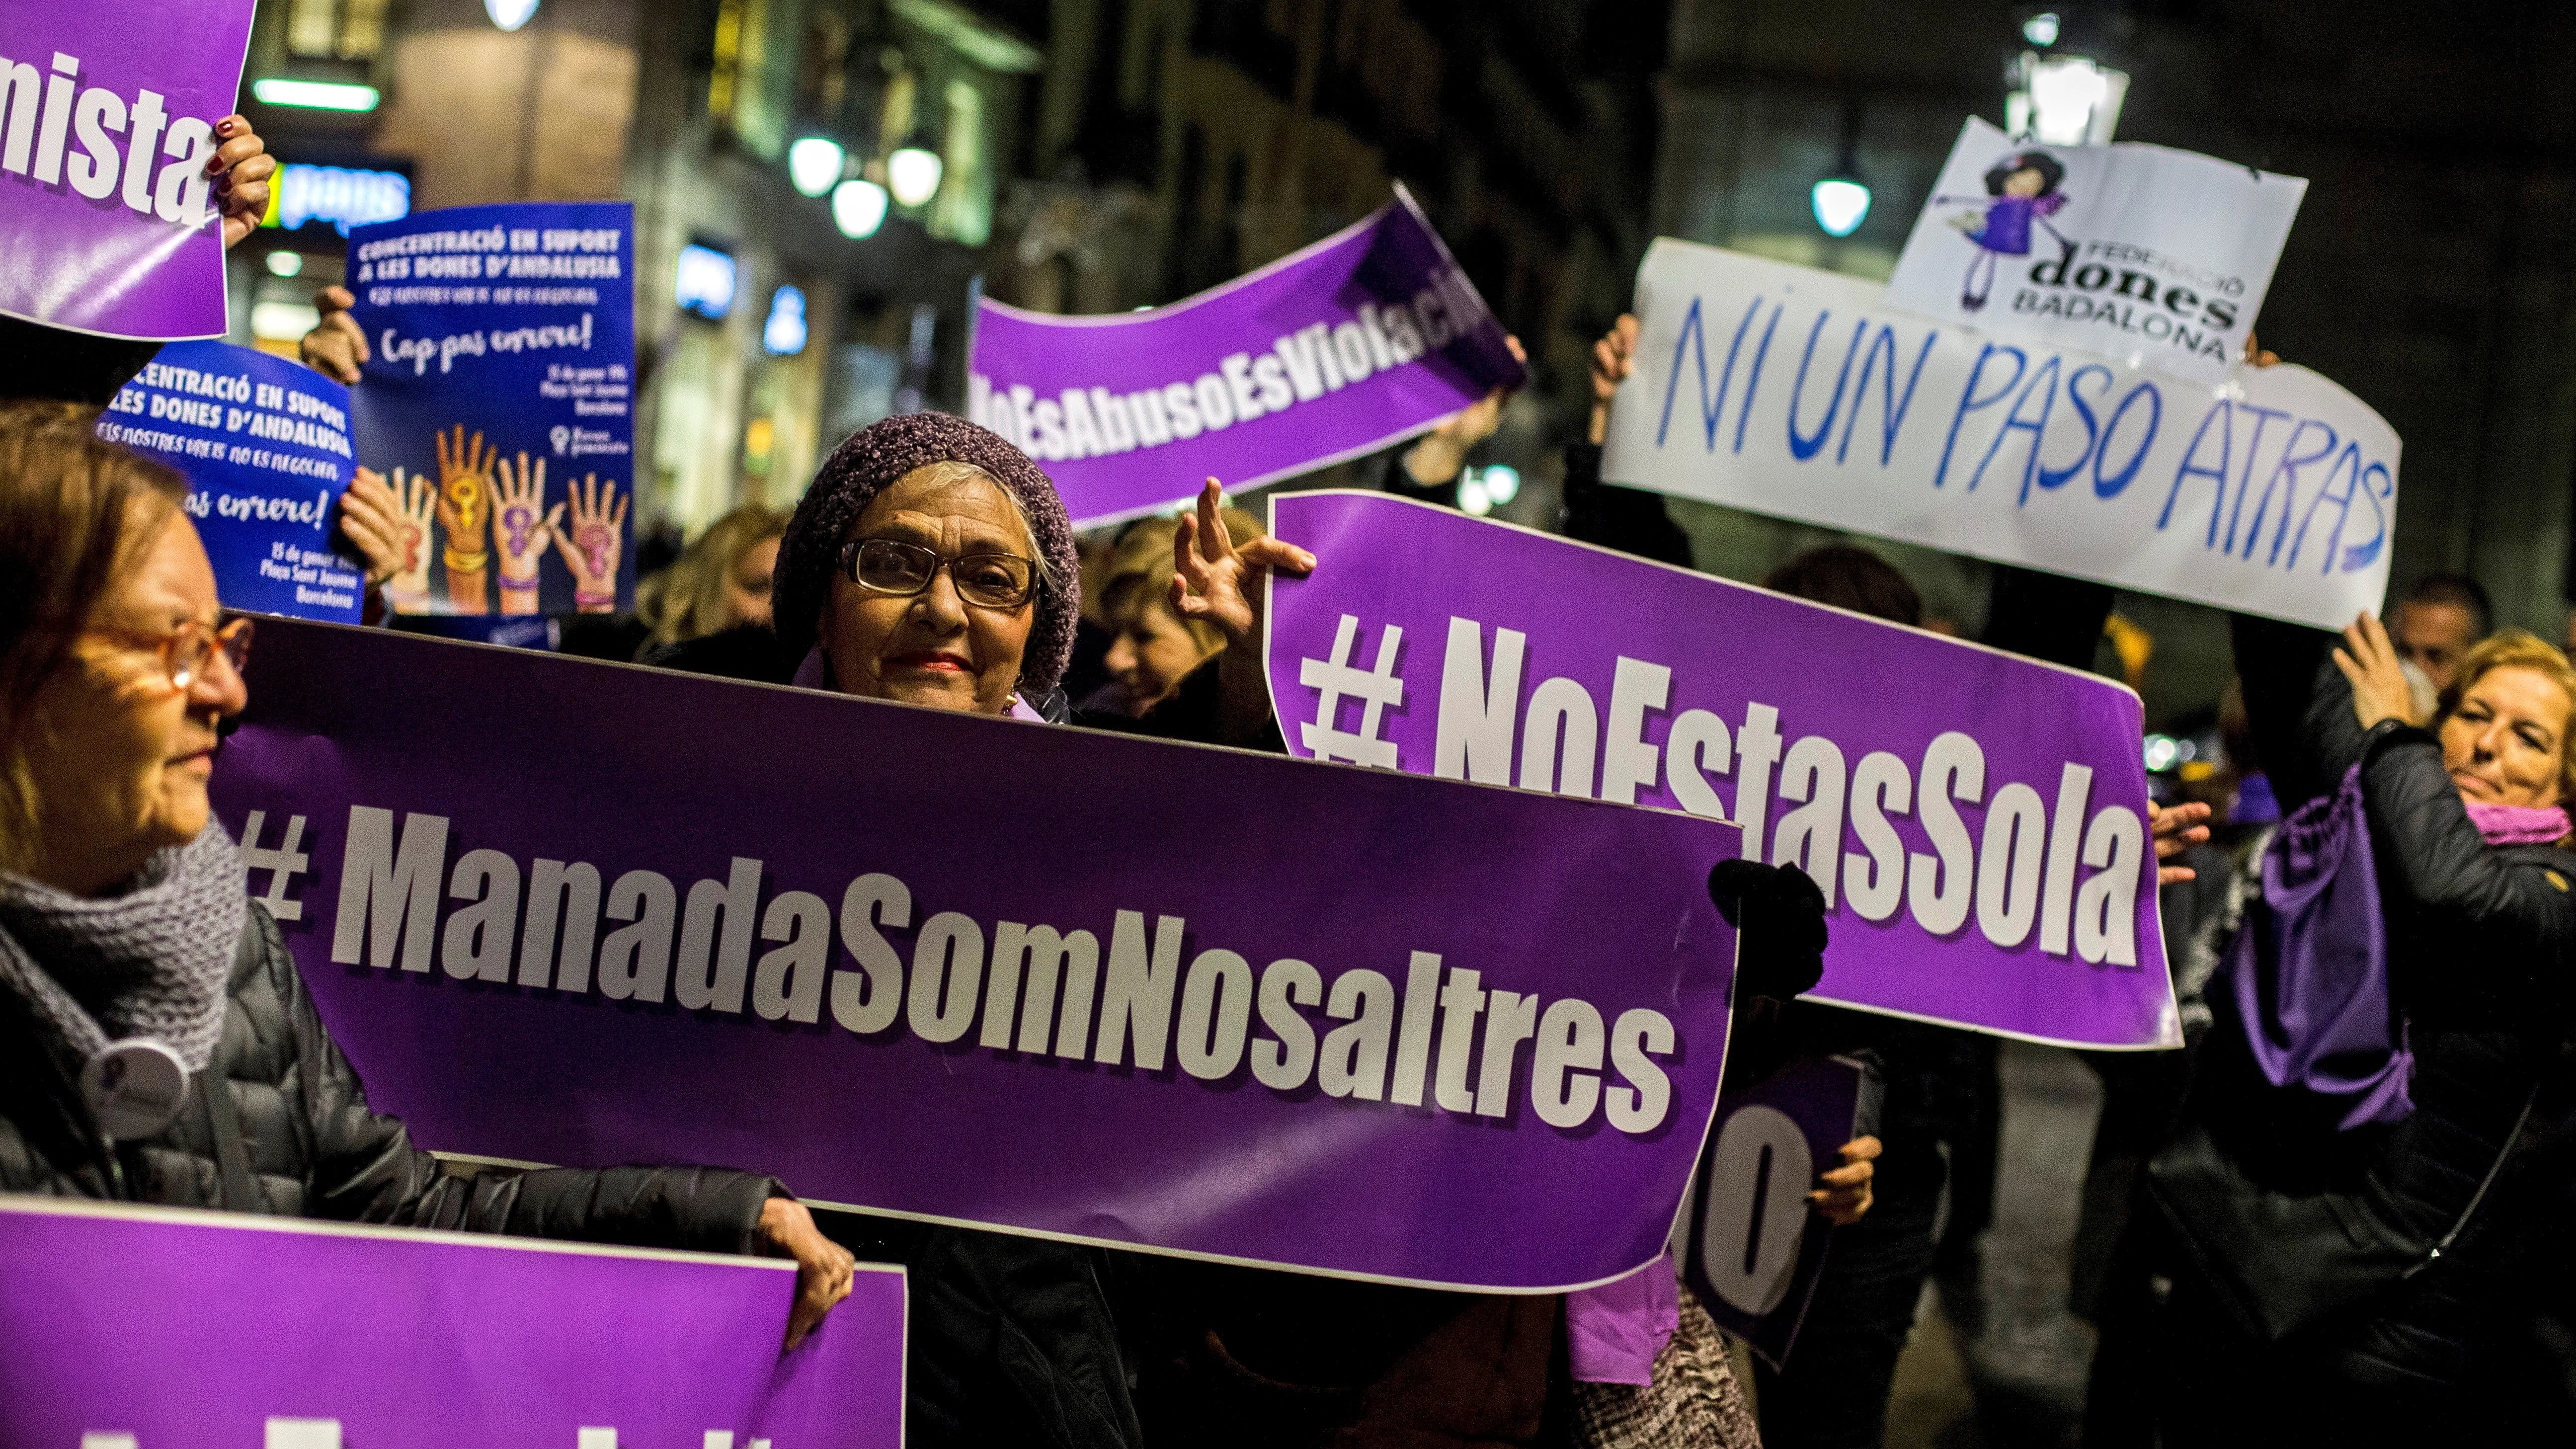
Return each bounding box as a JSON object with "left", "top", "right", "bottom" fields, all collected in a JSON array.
[{"left": 0, "top": 402, "right": 856, "bottom": 1350}]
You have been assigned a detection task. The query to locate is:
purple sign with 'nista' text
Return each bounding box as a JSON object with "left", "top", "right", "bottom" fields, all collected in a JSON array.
[
  {"left": 208, "top": 619, "right": 1737, "bottom": 1292},
  {"left": 1263, "top": 491, "right": 2177, "bottom": 1049},
  {"left": 967, "top": 185, "right": 1527, "bottom": 525},
  {"left": 0, "top": 3, "right": 253, "bottom": 340},
  {"left": 0, "top": 1197, "right": 904, "bottom": 1448}
]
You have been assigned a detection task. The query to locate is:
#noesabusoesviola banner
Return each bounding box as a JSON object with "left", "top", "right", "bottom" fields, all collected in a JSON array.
[
  {"left": 348, "top": 202, "right": 637, "bottom": 618},
  {"left": 1603, "top": 241, "right": 2399, "bottom": 632},
  {"left": 1262, "top": 491, "right": 2176, "bottom": 1050},
  {"left": 0, "top": 4, "right": 253, "bottom": 340},
  {"left": 0, "top": 1199, "right": 905, "bottom": 1449},
  {"left": 209, "top": 619, "right": 1740, "bottom": 1293},
  {"left": 97, "top": 339, "right": 363, "bottom": 624},
  {"left": 1883, "top": 117, "right": 2307, "bottom": 386},
  {"left": 966, "top": 184, "right": 1527, "bottom": 526}
]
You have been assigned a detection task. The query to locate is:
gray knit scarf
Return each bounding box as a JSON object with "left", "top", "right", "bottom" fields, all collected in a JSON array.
[{"left": 0, "top": 821, "right": 245, "bottom": 1073}]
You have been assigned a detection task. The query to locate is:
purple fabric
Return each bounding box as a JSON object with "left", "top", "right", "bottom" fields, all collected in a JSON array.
[
  {"left": 966, "top": 186, "right": 1526, "bottom": 525},
  {"left": 0, "top": 1198, "right": 903, "bottom": 1447},
  {"left": 0, "top": 6, "right": 253, "bottom": 339},
  {"left": 1263, "top": 491, "right": 2175, "bottom": 1048},
  {"left": 2467, "top": 802, "right": 2572, "bottom": 847},
  {"left": 1565, "top": 1254, "right": 1680, "bottom": 1385},
  {"left": 776, "top": 411, "right": 1081, "bottom": 696},
  {"left": 2233, "top": 771, "right": 2282, "bottom": 825},
  {"left": 2227, "top": 764, "right": 2414, "bottom": 1130},
  {"left": 209, "top": 619, "right": 1738, "bottom": 1291}
]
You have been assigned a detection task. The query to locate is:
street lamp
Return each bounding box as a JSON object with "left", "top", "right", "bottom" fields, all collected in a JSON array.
[
  {"left": 2007, "top": 51, "right": 2126, "bottom": 146},
  {"left": 832, "top": 178, "right": 889, "bottom": 239},
  {"left": 788, "top": 137, "right": 845, "bottom": 198},
  {"left": 1810, "top": 100, "right": 1870, "bottom": 239},
  {"left": 886, "top": 143, "right": 943, "bottom": 208},
  {"left": 485, "top": 0, "right": 540, "bottom": 31}
]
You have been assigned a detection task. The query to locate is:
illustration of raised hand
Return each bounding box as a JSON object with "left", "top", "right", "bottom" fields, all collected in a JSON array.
[
  {"left": 360, "top": 466, "right": 437, "bottom": 609},
  {"left": 432, "top": 424, "right": 495, "bottom": 613},
  {"left": 491, "top": 452, "right": 555, "bottom": 614},
  {"left": 550, "top": 473, "right": 628, "bottom": 613}
]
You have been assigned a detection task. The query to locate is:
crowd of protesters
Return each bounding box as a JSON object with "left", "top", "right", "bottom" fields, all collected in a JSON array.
[{"left": 2, "top": 118, "right": 2573, "bottom": 1449}]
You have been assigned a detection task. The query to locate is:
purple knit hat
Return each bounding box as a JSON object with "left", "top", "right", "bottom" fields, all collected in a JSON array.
[{"left": 775, "top": 412, "right": 1080, "bottom": 697}]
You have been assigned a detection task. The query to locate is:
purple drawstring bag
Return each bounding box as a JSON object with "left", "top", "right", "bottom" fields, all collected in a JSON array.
[{"left": 2226, "top": 764, "right": 2414, "bottom": 1131}]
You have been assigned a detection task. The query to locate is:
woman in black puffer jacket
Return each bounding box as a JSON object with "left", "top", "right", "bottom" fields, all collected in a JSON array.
[
  {"left": 2138, "top": 611, "right": 2576, "bottom": 1446},
  {"left": 0, "top": 405, "right": 856, "bottom": 1348}
]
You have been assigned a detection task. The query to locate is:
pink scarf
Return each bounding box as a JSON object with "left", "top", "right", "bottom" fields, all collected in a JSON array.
[{"left": 2467, "top": 803, "right": 2573, "bottom": 847}]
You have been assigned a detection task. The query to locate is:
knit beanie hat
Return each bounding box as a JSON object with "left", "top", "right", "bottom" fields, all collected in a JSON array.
[{"left": 775, "top": 413, "right": 1080, "bottom": 697}]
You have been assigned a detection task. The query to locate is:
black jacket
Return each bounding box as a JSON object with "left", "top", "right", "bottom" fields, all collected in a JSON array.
[{"left": 0, "top": 900, "right": 778, "bottom": 1252}]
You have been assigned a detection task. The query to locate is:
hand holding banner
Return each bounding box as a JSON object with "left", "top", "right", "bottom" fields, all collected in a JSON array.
[
  {"left": 1262, "top": 490, "right": 2176, "bottom": 1049},
  {"left": 99, "top": 339, "right": 364, "bottom": 623},
  {"left": 211, "top": 618, "right": 1737, "bottom": 1292},
  {"left": 0, "top": 1197, "right": 904, "bottom": 1449},
  {"left": 0, "top": 5, "right": 255, "bottom": 340},
  {"left": 968, "top": 185, "right": 1526, "bottom": 525},
  {"left": 1602, "top": 241, "right": 2398, "bottom": 630}
]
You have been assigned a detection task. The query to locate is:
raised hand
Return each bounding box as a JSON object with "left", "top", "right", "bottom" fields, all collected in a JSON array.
[
  {"left": 433, "top": 425, "right": 495, "bottom": 613},
  {"left": 1173, "top": 478, "right": 1316, "bottom": 746},
  {"left": 207, "top": 116, "right": 275, "bottom": 250},
  {"left": 1587, "top": 314, "right": 1640, "bottom": 444},
  {"left": 549, "top": 474, "right": 628, "bottom": 613},
  {"left": 2150, "top": 801, "right": 2213, "bottom": 886},
  {"left": 491, "top": 453, "right": 554, "bottom": 614},
  {"left": 1402, "top": 333, "right": 1528, "bottom": 486},
  {"left": 301, "top": 285, "right": 367, "bottom": 385},
  {"left": 2334, "top": 610, "right": 2419, "bottom": 731}
]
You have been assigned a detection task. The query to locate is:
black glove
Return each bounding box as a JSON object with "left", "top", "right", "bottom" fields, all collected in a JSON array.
[{"left": 1707, "top": 859, "right": 1828, "bottom": 1003}]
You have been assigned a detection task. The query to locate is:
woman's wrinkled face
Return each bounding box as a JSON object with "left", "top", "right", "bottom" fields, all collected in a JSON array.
[
  {"left": 820, "top": 469, "right": 1037, "bottom": 716},
  {"left": 1102, "top": 584, "right": 1214, "bottom": 719},
  {"left": 24, "top": 507, "right": 247, "bottom": 894},
  {"left": 2440, "top": 664, "right": 2571, "bottom": 809},
  {"left": 721, "top": 534, "right": 780, "bottom": 632}
]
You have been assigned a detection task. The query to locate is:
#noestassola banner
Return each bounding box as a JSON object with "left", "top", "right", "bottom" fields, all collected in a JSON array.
[
  {"left": 98, "top": 338, "right": 363, "bottom": 624},
  {"left": 1262, "top": 491, "right": 2176, "bottom": 1050},
  {"left": 0, "top": 3, "right": 253, "bottom": 340},
  {"left": 348, "top": 202, "right": 637, "bottom": 617},
  {"left": 209, "top": 619, "right": 1739, "bottom": 1293},
  {"left": 966, "top": 184, "right": 1527, "bottom": 525},
  {"left": 0, "top": 1197, "right": 905, "bottom": 1449},
  {"left": 1884, "top": 117, "right": 2306, "bottom": 386},
  {"left": 1603, "top": 241, "right": 2399, "bottom": 632}
]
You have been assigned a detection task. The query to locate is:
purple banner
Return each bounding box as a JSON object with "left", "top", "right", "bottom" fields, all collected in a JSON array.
[
  {"left": 966, "top": 185, "right": 1526, "bottom": 525},
  {"left": 1687, "top": 1056, "right": 1873, "bottom": 1369},
  {"left": 1262, "top": 491, "right": 2177, "bottom": 1049},
  {"left": 0, "top": 4, "right": 252, "bottom": 340},
  {"left": 0, "top": 1197, "right": 903, "bottom": 1448},
  {"left": 207, "top": 619, "right": 1738, "bottom": 1292}
]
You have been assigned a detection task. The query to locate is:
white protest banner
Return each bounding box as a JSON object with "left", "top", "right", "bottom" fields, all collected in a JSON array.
[
  {"left": 1882, "top": 118, "right": 2306, "bottom": 385},
  {"left": 1602, "top": 241, "right": 2397, "bottom": 631}
]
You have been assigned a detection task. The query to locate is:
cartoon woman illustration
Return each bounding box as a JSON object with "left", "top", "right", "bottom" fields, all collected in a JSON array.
[{"left": 1933, "top": 150, "right": 2069, "bottom": 312}]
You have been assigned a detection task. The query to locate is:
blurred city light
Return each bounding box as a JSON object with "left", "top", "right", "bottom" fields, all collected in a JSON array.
[
  {"left": 2022, "top": 12, "right": 2061, "bottom": 46},
  {"left": 1479, "top": 464, "right": 1521, "bottom": 506},
  {"left": 250, "top": 79, "right": 380, "bottom": 112},
  {"left": 674, "top": 243, "right": 738, "bottom": 321},
  {"left": 887, "top": 146, "right": 944, "bottom": 207},
  {"left": 485, "top": 0, "right": 541, "bottom": 31},
  {"left": 2008, "top": 52, "right": 2127, "bottom": 146},
  {"left": 265, "top": 164, "right": 410, "bottom": 235},
  {"left": 1458, "top": 477, "right": 1493, "bottom": 516},
  {"left": 763, "top": 286, "right": 809, "bottom": 356},
  {"left": 2143, "top": 734, "right": 2180, "bottom": 772},
  {"left": 1811, "top": 176, "right": 1871, "bottom": 237},
  {"left": 833, "top": 178, "right": 890, "bottom": 238},
  {"left": 264, "top": 251, "right": 305, "bottom": 278},
  {"left": 787, "top": 137, "right": 845, "bottom": 198}
]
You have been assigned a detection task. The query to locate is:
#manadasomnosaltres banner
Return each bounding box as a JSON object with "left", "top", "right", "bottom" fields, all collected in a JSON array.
[
  {"left": 0, "top": 1197, "right": 903, "bottom": 1449},
  {"left": 1263, "top": 491, "right": 2177, "bottom": 1049},
  {"left": 1884, "top": 117, "right": 2306, "bottom": 386},
  {"left": 209, "top": 619, "right": 1738, "bottom": 1292},
  {"left": 349, "top": 202, "right": 637, "bottom": 617},
  {"left": 1603, "top": 242, "right": 2398, "bottom": 631},
  {"left": 0, "top": 3, "right": 253, "bottom": 339},
  {"left": 966, "top": 185, "right": 1527, "bottom": 525},
  {"left": 98, "top": 339, "right": 363, "bottom": 623}
]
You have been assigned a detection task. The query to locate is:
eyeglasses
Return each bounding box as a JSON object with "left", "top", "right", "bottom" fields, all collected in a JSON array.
[
  {"left": 87, "top": 616, "right": 255, "bottom": 691},
  {"left": 838, "top": 538, "right": 1038, "bottom": 610}
]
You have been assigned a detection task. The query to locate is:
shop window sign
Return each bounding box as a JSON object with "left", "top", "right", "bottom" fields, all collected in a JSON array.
[
  {"left": 676, "top": 244, "right": 738, "bottom": 321},
  {"left": 763, "top": 286, "right": 808, "bottom": 355},
  {"left": 262, "top": 164, "right": 410, "bottom": 236}
]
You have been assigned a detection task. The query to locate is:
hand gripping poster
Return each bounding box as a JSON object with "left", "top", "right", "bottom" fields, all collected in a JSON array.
[
  {"left": 1883, "top": 118, "right": 2306, "bottom": 385},
  {"left": 0, "top": 2, "right": 255, "bottom": 340},
  {"left": 347, "top": 202, "right": 636, "bottom": 617},
  {"left": 97, "top": 339, "right": 363, "bottom": 623}
]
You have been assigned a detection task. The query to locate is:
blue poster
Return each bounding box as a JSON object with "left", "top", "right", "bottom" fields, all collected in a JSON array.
[
  {"left": 347, "top": 202, "right": 637, "bottom": 618},
  {"left": 98, "top": 340, "right": 364, "bottom": 624}
]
